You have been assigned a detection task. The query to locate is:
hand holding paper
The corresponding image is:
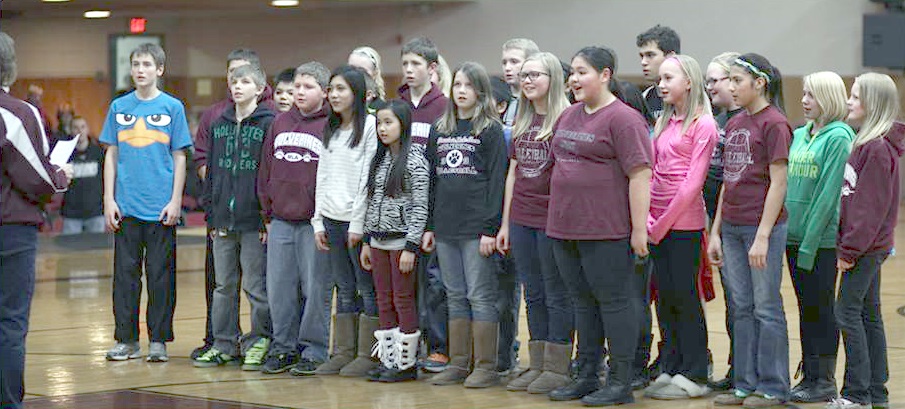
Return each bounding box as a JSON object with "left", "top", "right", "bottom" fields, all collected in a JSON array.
[{"left": 49, "top": 135, "right": 79, "bottom": 166}]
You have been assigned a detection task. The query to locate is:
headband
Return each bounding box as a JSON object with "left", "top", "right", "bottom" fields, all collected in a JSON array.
[{"left": 735, "top": 58, "right": 771, "bottom": 84}]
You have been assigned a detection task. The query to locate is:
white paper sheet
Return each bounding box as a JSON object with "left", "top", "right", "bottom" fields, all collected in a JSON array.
[{"left": 49, "top": 136, "right": 79, "bottom": 166}]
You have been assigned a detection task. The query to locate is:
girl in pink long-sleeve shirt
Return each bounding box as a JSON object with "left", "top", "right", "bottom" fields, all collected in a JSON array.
[{"left": 643, "top": 55, "right": 718, "bottom": 400}]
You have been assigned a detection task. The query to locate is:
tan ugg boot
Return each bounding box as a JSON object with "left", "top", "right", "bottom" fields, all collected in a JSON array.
[
  {"left": 314, "top": 312, "right": 357, "bottom": 375},
  {"left": 339, "top": 314, "right": 379, "bottom": 377},
  {"left": 430, "top": 319, "right": 471, "bottom": 385},
  {"left": 463, "top": 320, "right": 500, "bottom": 388},
  {"left": 507, "top": 340, "right": 545, "bottom": 391},
  {"left": 527, "top": 341, "right": 573, "bottom": 394}
]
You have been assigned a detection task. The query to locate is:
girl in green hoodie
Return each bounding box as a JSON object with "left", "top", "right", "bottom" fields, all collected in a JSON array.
[{"left": 784, "top": 71, "right": 854, "bottom": 404}]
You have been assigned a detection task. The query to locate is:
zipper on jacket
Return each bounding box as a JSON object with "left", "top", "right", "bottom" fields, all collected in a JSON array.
[{"left": 228, "top": 119, "right": 243, "bottom": 230}]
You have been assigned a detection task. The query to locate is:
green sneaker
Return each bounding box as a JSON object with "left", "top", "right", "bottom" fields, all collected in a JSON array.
[
  {"left": 193, "top": 348, "right": 237, "bottom": 368},
  {"left": 242, "top": 338, "right": 270, "bottom": 371}
]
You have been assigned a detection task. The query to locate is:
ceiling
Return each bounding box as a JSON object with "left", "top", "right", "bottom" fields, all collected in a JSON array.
[{"left": 1, "top": 0, "right": 468, "bottom": 19}]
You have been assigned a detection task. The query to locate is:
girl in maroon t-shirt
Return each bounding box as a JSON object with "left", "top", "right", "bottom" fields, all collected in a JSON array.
[
  {"left": 495, "top": 51, "right": 573, "bottom": 394},
  {"left": 708, "top": 53, "right": 793, "bottom": 406},
  {"left": 643, "top": 55, "right": 718, "bottom": 399},
  {"left": 545, "top": 46, "right": 653, "bottom": 405}
]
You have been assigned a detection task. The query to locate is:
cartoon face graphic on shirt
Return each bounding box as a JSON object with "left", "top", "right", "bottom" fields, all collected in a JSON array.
[
  {"left": 722, "top": 128, "right": 753, "bottom": 182},
  {"left": 115, "top": 112, "right": 172, "bottom": 148}
]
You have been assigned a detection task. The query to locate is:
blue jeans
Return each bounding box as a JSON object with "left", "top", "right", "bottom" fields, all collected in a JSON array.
[
  {"left": 0, "top": 225, "right": 37, "bottom": 409},
  {"left": 722, "top": 222, "right": 790, "bottom": 399},
  {"left": 836, "top": 252, "right": 889, "bottom": 405},
  {"left": 212, "top": 230, "right": 271, "bottom": 355},
  {"left": 267, "top": 219, "right": 331, "bottom": 361},
  {"left": 436, "top": 238, "right": 498, "bottom": 322},
  {"left": 61, "top": 215, "right": 105, "bottom": 235},
  {"left": 322, "top": 217, "right": 376, "bottom": 316},
  {"left": 510, "top": 223, "right": 572, "bottom": 344}
]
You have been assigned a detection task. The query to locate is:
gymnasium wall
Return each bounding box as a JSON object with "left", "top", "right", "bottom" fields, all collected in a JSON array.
[{"left": 4, "top": 0, "right": 903, "bottom": 138}]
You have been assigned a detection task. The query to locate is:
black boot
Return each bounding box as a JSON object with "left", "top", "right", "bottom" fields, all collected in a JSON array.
[
  {"left": 581, "top": 359, "right": 634, "bottom": 407},
  {"left": 791, "top": 356, "right": 818, "bottom": 402},
  {"left": 378, "top": 367, "right": 418, "bottom": 382},
  {"left": 550, "top": 357, "right": 601, "bottom": 401},
  {"left": 792, "top": 355, "right": 837, "bottom": 403}
]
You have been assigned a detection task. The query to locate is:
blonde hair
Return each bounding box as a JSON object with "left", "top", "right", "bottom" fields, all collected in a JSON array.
[
  {"left": 350, "top": 46, "right": 386, "bottom": 100},
  {"left": 512, "top": 52, "right": 570, "bottom": 141},
  {"left": 502, "top": 38, "right": 540, "bottom": 58},
  {"left": 436, "top": 62, "right": 501, "bottom": 136},
  {"left": 709, "top": 52, "right": 740, "bottom": 75},
  {"left": 852, "top": 72, "right": 900, "bottom": 147},
  {"left": 436, "top": 54, "right": 452, "bottom": 98},
  {"left": 803, "top": 71, "right": 848, "bottom": 128},
  {"left": 654, "top": 55, "right": 712, "bottom": 139}
]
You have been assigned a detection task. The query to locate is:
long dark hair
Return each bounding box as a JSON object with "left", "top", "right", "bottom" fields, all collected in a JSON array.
[
  {"left": 572, "top": 46, "right": 626, "bottom": 102},
  {"left": 324, "top": 65, "right": 368, "bottom": 149},
  {"left": 733, "top": 53, "right": 785, "bottom": 113},
  {"left": 367, "top": 99, "right": 413, "bottom": 198}
]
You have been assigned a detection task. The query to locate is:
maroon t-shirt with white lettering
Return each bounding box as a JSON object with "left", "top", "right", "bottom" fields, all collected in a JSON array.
[
  {"left": 510, "top": 114, "right": 552, "bottom": 229},
  {"left": 546, "top": 100, "right": 653, "bottom": 240},
  {"left": 721, "top": 105, "right": 792, "bottom": 226}
]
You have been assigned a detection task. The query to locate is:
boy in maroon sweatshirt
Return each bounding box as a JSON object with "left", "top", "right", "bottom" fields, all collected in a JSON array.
[
  {"left": 190, "top": 48, "right": 274, "bottom": 359},
  {"left": 397, "top": 36, "right": 452, "bottom": 372},
  {"left": 1, "top": 31, "right": 72, "bottom": 409},
  {"left": 398, "top": 37, "right": 449, "bottom": 149},
  {"left": 257, "top": 61, "right": 334, "bottom": 376}
]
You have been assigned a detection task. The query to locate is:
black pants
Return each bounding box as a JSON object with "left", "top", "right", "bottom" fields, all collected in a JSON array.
[
  {"left": 785, "top": 245, "right": 840, "bottom": 361},
  {"left": 554, "top": 239, "right": 639, "bottom": 373},
  {"left": 652, "top": 230, "right": 708, "bottom": 382},
  {"left": 836, "top": 252, "right": 889, "bottom": 405},
  {"left": 417, "top": 252, "right": 448, "bottom": 355},
  {"left": 113, "top": 218, "right": 176, "bottom": 343},
  {"left": 496, "top": 253, "right": 519, "bottom": 370}
]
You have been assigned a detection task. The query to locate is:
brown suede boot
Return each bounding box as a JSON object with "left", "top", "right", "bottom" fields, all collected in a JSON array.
[
  {"left": 431, "top": 319, "right": 471, "bottom": 385},
  {"left": 314, "top": 312, "right": 356, "bottom": 375},
  {"left": 507, "top": 340, "right": 545, "bottom": 391},
  {"left": 339, "top": 314, "right": 379, "bottom": 377},
  {"left": 464, "top": 320, "right": 500, "bottom": 388},
  {"left": 527, "top": 341, "right": 572, "bottom": 394}
]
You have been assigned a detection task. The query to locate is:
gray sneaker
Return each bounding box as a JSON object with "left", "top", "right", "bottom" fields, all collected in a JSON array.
[
  {"left": 106, "top": 342, "right": 141, "bottom": 361},
  {"left": 147, "top": 342, "right": 168, "bottom": 362}
]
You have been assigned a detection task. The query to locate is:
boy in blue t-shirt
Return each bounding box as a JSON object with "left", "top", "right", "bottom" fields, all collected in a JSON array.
[{"left": 100, "top": 43, "right": 193, "bottom": 363}]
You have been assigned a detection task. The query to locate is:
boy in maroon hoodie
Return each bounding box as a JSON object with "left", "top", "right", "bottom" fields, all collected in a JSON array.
[
  {"left": 257, "top": 61, "right": 334, "bottom": 376},
  {"left": 1, "top": 31, "right": 72, "bottom": 409},
  {"left": 190, "top": 48, "right": 274, "bottom": 359},
  {"left": 397, "top": 36, "right": 452, "bottom": 372},
  {"left": 398, "top": 37, "right": 449, "bottom": 149}
]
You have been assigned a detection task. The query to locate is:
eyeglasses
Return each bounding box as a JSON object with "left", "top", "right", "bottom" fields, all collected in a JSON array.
[
  {"left": 705, "top": 77, "right": 728, "bottom": 87},
  {"left": 518, "top": 71, "right": 550, "bottom": 82}
]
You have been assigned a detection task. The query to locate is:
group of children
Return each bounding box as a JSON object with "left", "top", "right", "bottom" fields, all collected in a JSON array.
[{"left": 92, "top": 25, "right": 901, "bottom": 409}]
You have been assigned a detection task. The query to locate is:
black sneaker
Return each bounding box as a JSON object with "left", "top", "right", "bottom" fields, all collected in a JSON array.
[
  {"left": 190, "top": 343, "right": 213, "bottom": 360},
  {"left": 262, "top": 353, "right": 298, "bottom": 374},
  {"left": 289, "top": 357, "right": 321, "bottom": 376}
]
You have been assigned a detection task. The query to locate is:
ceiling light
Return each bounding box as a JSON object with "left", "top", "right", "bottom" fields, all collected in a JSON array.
[
  {"left": 42, "top": 0, "right": 72, "bottom": 3},
  {"left": 83, "top": 10, "right": 111, "bottom": 18},
  {"left": 271, "top": 0, "right": 300, "bottom": 7}
]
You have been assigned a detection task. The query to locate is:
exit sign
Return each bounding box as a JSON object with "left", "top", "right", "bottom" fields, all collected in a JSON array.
[{"left": 130, "top": 18, "right": 147, "bottom": 34}]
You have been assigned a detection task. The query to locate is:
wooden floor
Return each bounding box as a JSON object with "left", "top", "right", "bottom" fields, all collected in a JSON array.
[{"left": 21, "top": 226, "right": 905, "bottom": 409}]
